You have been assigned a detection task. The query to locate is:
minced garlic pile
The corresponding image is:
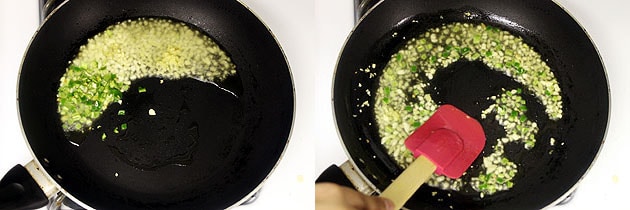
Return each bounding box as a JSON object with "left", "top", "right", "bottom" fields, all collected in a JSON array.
[
  {"left": 58, "top": 18, "right": 236, "bottom": 132},
  {"left": 374, "top": 22, "right": 562, "bottom": 196}
]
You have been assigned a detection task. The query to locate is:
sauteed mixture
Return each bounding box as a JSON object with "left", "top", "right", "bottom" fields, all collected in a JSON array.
[
  {"left": 57, "top": 18, "right": 236, "bottom": 132},
  {"left": 373, "top": 22, "right": 563, "bottom": 197}
]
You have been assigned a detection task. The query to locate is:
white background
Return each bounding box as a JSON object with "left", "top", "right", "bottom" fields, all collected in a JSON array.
[{"left": 2, "top": 0, "right": 630, "bottom": 209}]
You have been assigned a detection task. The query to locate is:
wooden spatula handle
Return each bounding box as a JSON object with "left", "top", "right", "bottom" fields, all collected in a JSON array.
[{"left": 379, "top": 156, "right": 437, "bottom": 210}]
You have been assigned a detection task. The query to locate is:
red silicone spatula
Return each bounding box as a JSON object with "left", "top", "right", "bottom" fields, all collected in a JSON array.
[{"left": 380, "top": 104, "right": 485, "bottom": 209}]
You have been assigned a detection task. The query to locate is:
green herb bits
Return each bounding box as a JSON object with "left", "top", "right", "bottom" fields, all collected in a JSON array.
[{"left": 57, "top": 18, "right": 236, "bottom": 132}]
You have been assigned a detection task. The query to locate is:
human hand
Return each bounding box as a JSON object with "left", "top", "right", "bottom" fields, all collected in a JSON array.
[{"left": 315, "top": 182, "right": 394, "bottom": 210}]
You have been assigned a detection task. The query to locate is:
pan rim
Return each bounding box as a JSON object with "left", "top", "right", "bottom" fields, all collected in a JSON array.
[
  {"left": 330, "top": 0, "right": 387, "bottom": 196},
  {"left": 331, "top": 0, "right": 610, "bottom": 208},
  {"left": 225, "top": 0, "right": 297, "bottom": 208},
  {"left": 16, "top": 0, "right": 91, "bottom": 208},
  {"left": 15, "top": 0, "right": 296, "bottom": 209},
  {"left": 542, "top": 0, "right": 610, "bottom": 208}
]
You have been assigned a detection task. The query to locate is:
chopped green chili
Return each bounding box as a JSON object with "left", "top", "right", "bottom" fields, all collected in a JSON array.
[
  {"left": 519, "top": 105, "right": 527, "bottom": 111},
  {"left": 519, "top": 115, "right": 528, "bottom": 122},
  {"left": 460, "top": 47, "right": 471, "bottom": 54},
  {"left": 441, "top": 51, "right": 450, "bottom": 58}
]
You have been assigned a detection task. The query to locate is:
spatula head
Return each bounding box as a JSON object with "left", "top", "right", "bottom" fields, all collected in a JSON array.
[{"left": 404, "top": 104, "right": 485, "bottom": 179}]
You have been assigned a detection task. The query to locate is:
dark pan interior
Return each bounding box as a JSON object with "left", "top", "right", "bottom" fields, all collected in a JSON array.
[
  {"left": 18, "top": 0, "right": 293, "bottom": 209},
  {"left": 333, "top": 0, "right": 608, "bottom": 209}
]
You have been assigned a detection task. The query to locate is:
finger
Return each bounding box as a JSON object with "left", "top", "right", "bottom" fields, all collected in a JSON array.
[
  {"left": 317, "top": 183, "right": 393, "bottom": 210},
  {"left": 316, "top": 183, "right": 356, "bottom": 210},
  {"left": 345, "top": 191, "right": 394, "bottom": 210}
]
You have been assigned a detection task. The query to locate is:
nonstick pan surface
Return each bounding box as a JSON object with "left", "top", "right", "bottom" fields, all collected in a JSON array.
[
  {"left": 16, "top": 0, "right": 294, "bottom": 209},
  {"left": 333, "top": 0, "right": 608, "bottom": 209}
]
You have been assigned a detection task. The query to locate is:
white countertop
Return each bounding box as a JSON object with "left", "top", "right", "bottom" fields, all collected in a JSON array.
[{"left": 2, "top": 0, "right": 630, "bottom": 209}]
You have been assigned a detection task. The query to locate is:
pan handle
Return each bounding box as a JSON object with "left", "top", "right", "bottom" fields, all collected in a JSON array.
[
  {"left": 316, "top": 164, "right": 355, "bottom": 188},
  {"left": 0, "top": 164, "right": 48, "bottom": 210},
  {"left": 316, "top": 161, "right": 378, "bottom": 195}
]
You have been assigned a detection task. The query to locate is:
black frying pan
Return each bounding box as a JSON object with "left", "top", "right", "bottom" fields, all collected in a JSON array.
[
  {"left": 0, "top": 0, "right": 293, "bottom": 209},
  {"left": 332, "top": 0, "right": 608, "bottom": 209}
]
